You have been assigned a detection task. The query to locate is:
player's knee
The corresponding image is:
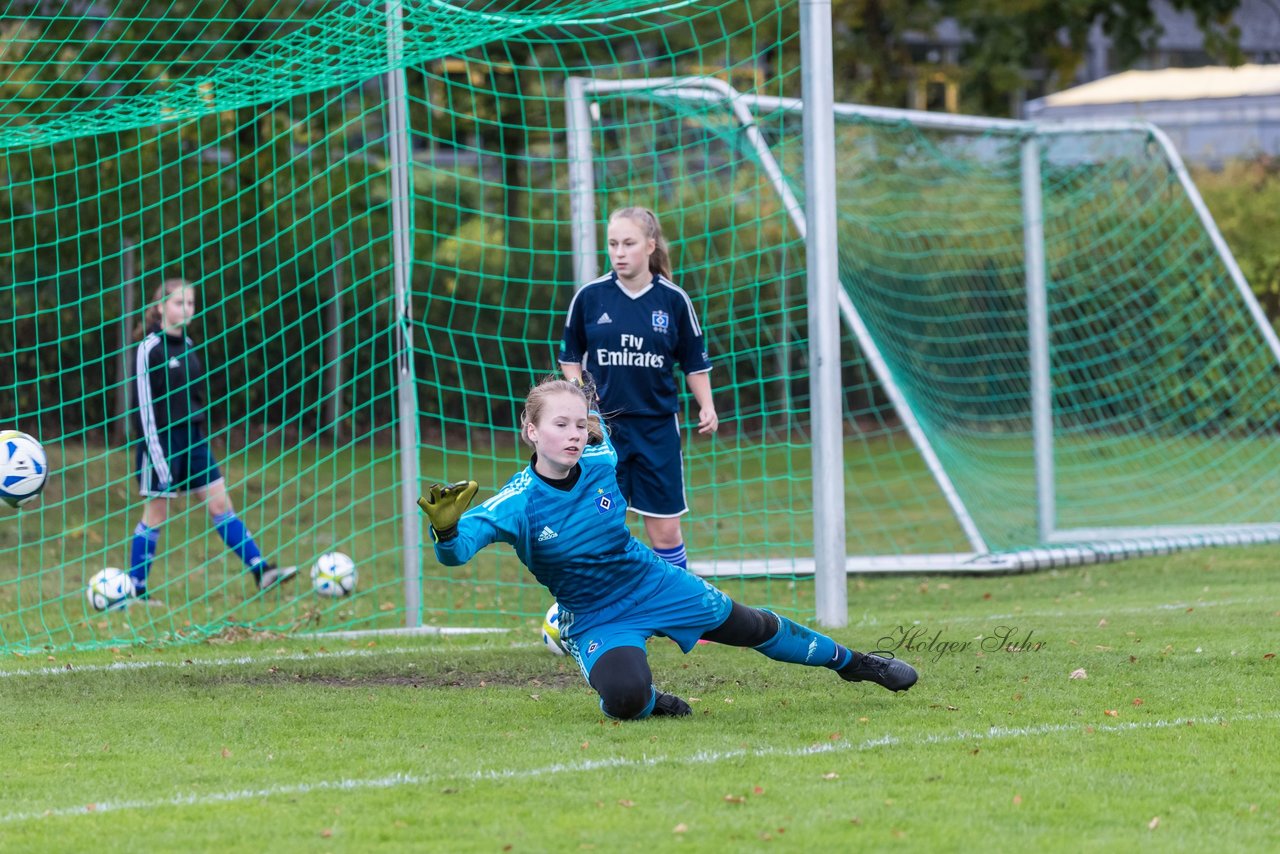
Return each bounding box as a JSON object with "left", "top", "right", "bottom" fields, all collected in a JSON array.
[
  {"left": 589, "top": 647, "right": 654, "bottom": 720},
  {"left": 597, "top": 680, "right": 653, "bottom": 720}
]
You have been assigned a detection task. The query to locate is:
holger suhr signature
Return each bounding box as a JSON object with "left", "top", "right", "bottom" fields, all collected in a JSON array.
[{"left": 874, "top": 625, "right": 1045, "bottom": 662}]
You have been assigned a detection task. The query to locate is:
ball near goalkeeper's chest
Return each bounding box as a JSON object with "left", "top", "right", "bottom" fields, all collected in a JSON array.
[
  {"left": 86, "top": 567, "right": 135, "bottom": 612},
  {"left": 311, "top": 551, "right": 357, "bottom": 597},
  {"left": 0, "top": 430, "right": 49, "bottom": 509},
  {"left": 541, "top": 601, "right": 566, "bottom": 655}
]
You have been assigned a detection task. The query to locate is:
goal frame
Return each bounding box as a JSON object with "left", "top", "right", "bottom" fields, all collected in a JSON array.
[{"left": 564, "top": 75, "right": 1280, "bottom": 576}]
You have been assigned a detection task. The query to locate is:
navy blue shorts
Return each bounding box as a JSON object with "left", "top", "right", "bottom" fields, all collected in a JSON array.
[
  {"left": 609, "top": 414, "right": 687, "bottom": 517},
  {"left": 136, "top": 427, "right": 224, "bottom": 497}
]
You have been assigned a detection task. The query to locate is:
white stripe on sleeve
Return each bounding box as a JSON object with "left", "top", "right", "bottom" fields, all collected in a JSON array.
[{"left": 135, "top": 334, "right": 171, "bottom": 486}]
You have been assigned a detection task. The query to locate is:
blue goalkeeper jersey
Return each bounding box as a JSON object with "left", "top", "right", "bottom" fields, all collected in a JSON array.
[{"left": 432, "top": 428, "right": 671, "bottom": 613}]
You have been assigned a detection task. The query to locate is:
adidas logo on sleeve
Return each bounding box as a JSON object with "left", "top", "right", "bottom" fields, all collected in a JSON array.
[{"left": 537, "top": 525, "right": 558, "bottom": 542}]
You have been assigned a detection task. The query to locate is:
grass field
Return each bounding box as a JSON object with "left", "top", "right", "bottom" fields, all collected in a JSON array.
[{"left": 3, "top": 546, "right": 1277, "bottom": 851}]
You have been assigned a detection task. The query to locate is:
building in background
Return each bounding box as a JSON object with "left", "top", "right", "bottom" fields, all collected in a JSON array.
[{"left": 1024, "top": 64, "right": 1280, "bottom": 165}]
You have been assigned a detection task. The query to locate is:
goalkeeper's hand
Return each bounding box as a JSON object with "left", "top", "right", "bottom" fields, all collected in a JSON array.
[{"left": 417, "top": 480, "right": 479, "bottom": 541}]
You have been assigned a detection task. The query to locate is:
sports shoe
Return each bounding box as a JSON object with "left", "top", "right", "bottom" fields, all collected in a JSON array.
[
  {"left": 651, "top": 691, "right": 693, "bottom": 717},
  {"left": 838, "top": 651, "right": 918, "bottom": 692},
  {"left": 257, "top": 563, "right": 299, "bottom": 591},
  {"left": 129, "top": 590, "right": 167, "bottom": 609}
]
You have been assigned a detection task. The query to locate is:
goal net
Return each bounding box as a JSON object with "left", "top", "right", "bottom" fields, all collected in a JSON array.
[
  {"left": 3, "top": 1, "right": 1279, "bottom": 654},
  {"left": 568, "top": 79, "right": 1280, "bottom": 572}
]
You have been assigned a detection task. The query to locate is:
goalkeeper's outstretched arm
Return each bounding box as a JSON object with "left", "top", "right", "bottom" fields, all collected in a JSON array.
[{"left": 417, "top": 480, "right": 493, "bottom": 566}]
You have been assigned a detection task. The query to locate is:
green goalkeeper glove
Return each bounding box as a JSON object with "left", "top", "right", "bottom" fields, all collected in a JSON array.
[{"left": 417, "top": 480, "right": 479, "bottom": 542}]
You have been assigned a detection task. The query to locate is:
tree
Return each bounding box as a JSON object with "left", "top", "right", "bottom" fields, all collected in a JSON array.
[{"left": 810, "top": 1, "right": 1251, "bottom": 115}]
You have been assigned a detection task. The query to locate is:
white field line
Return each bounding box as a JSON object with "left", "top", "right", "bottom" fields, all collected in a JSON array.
[
  {"left": 4, "top": 710, "right": 1276, "bottom": 825},
  {"left": 0, "top": 642, "right": 509, "bottom": 679}
]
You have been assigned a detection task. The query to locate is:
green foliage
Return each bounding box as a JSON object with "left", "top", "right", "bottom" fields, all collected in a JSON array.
[{"left": 1194, "top": 156, "right": 1280, "bottom": 319}]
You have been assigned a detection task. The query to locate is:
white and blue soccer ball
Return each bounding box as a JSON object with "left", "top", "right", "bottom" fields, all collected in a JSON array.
[
  {"left": 0, "top": 430, "right": 48, "bottom": 509},
  {"left": 86, "top": 567, "right": 135, "bottom": 612},
  {"left": 311, "top": 551, "right": 357, "bottom": 597},
  {"left": 541, "top": 601, "right": 566, "bottom": 655}
]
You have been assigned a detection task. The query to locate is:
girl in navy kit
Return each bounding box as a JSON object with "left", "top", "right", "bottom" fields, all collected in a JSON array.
[
  {"left": 558, "top": 207, "right": 715, "bottom": 573},
  {"left": 128, "top": 277, "right": 294, "bottom": 603}
]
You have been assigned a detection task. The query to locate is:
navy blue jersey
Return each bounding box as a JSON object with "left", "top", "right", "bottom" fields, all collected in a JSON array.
[
  {"left": 133, "top": 327, "right": 207, "bottom": 486},
  {"left": 433, "top": 423, "right": 674, "bottom": 614},
  {"left": 557, "top": 272, "right": 712, "bottom": 416}
]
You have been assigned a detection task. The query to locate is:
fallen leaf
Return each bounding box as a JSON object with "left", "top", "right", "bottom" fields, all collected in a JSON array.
[
  {"left": 580, "top": 741, "right": 590, "bottom": 750},
  {"left": 858, "top": 716, "right": 869, "bottom": 723},
  {"left": 1132, "top": 698, "right": 1144, "bottom": 706},
  {"left": 1097, "top": 618, "right": 1108, "bottom": 627},
  {"left": 221, "top": 747, "right": 232, "bottom": 758},
  {"left": 1012, "top": 794, "right": 1022, "bottom": 806},
  {"left": 1104, "top": 709, "right": 1119, "bottom": 717},
  {"left": 1148, "top": 816, "right": 1160, "bottom": 830},
  {"left": 618, "top": 799, "right": 634, "bottom": 808},
  {"left": 822, "top": 772, "right": 839, "bottom": 780},
  {"left": 85, "top": 804, "right": 96, "bottom": 812},
  {"left": 1070, "top": 668, "right": 1088, "bottom": 679},
  {"left": 724, "top": 794, "right": 745, "bottom": 804},
  {"left": 673, "top": 824, "right": 688, "bottom": 834},
  {"left": 1264, "top": 653, "right": 1275, "bottom": 660},
  {"left": 320, "top": 829, "right": 333, "bottom": 838},
  {"left": 753, "top": 786, "right": 764, "bottom": 795},
  {"left": 946, "top": 705, "right": 959, "bottom": 711}
]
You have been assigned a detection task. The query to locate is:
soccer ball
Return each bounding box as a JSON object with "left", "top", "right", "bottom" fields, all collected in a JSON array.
[
  {"left": 0, "top": 430, "right": 48, "bottom": 509},
  {"left": 311, "top": 551, "right": 357, "bottom": 597},
  {"left": 541, "top": 601, "right": 566, "bottom": 655},
  {"left": 86, "top": 567, "right": 135, "bottom": 612}
]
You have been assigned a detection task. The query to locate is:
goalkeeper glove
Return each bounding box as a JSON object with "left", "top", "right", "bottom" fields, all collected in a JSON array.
[{"left": 417, "top": 480, "right": 479, "bottom": 542}]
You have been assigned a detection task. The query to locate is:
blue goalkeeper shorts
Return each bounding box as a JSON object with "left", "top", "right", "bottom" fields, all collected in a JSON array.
[{"left": 559, "top": 560, "right": 732, "bottom": 679}]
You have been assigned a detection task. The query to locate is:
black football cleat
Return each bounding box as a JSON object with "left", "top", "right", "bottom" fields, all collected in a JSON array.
[
  {"left": 651, "top": 691, "right": 693, "bottom": 717},
  {"left": 838, "top": 651, "right": 918, "bottom": 692}
]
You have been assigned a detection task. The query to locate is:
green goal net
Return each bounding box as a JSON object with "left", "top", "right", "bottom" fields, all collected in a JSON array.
[
  {"left": 4, "top": 1, "right": 1280, "bottom": 654},
  {"left": 0, "top": 0, "right": 818, "bottom": 653}
]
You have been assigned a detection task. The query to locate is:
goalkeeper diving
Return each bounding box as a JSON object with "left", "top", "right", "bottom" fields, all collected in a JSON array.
[{"left": 419, "top": 373, "right": 917, "bottom": 720}]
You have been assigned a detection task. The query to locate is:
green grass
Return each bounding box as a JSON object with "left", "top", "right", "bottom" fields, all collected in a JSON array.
[{"left": 2, "top": 548, "right": 1277, "bottom": 850}]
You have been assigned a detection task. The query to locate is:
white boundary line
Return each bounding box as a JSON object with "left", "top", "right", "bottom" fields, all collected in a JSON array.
[{"left": 4, "top": 711, "right": 1276, "bottom": 825}]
